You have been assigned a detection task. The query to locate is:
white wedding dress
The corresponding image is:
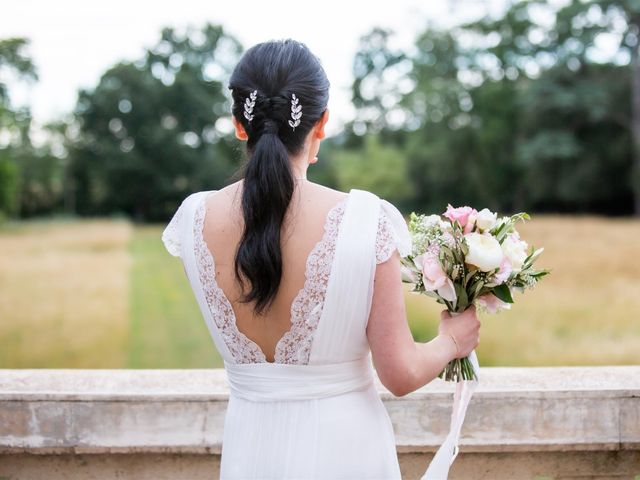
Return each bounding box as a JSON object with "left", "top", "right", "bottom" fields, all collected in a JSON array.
[{"left": 162, "top": 187, "right": 412, "bottom": 479}]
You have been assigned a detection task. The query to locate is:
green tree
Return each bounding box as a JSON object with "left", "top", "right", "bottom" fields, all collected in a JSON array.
[
  {"left": 0, "top": 38, "right": 38, "bottom": 219},
  {"left": 349, "top": 0, "right": 636, "bottom": 215},
  {"left": 348, "top": 27, "right": 409, "bottom": 139},
  {"left": 66, "top": 24, "right": 243, "bottom": 220},
  {"left": 460, "top": 0, "right": 639, "bottom": 213},
  {"left": 332, "top": 134, "right": 413, "bottom": 206}
]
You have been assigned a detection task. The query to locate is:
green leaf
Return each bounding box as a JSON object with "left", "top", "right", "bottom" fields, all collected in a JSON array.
[
  {"left": 464, "top": 269, "right": 476, "bottom": 284},
  {"left": 492, "top": 283, "right": 514, "bottom": 303},
  {"left": 459, "top": 239, "right": 469, "bottom": 256},
  {"left": 522, "top": 246, "right": 545, "bottom": 270},
  {"left": 451, "top": 265, "right": 459, "bottom": 282},
  {"left": 454, "top": 282, "right": 468, "bottom": 308},
  {"left": 530, "top": 269, "right": 551, "bottom": 278}
]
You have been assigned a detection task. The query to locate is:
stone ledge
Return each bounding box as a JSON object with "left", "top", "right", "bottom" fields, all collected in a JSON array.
[{"left": 0, "top": 366, "right": 638, "bottom": 456}]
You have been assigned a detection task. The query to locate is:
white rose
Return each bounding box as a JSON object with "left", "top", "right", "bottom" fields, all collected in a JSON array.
[
  {"left": 463, "top": 232, "right": 504, "bottom": 272},
  {"left": 475, "top": 208, "right": 497, "bottom": 232},
  {"left": 502, "top": 234, "right": 528, "bottom": 272}
]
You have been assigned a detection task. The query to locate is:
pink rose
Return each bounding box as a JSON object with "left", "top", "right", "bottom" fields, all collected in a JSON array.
[
  {"left": 443, "top": 204, "right": 478, "bottom": 232},
  {"left": 493, "top": 256, "right": 513, "bottom": 284},
  {"left": 464, "top": 211, "right": 478, "bottom": 234},
  {"left": 476, "top": 292, "right": 512, "bottom": 314},
  {"left": 414, "top": 253, "right": 457, "bottom": 302},
  {"left": 422, "top": 255, "right": 447, "bottom": 289}
]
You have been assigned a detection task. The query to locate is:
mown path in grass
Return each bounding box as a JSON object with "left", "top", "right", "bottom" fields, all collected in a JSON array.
[{"left": 129, "top": 224, "right": 223, "bottom": 368}]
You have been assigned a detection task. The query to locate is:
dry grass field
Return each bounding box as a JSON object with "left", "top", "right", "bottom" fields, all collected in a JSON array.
[
  {"left": 0, "top": 214, "right": 638, "bottom": 368},
  {"left": 0, "top": 218, "right": 132, "bottom": 367}
]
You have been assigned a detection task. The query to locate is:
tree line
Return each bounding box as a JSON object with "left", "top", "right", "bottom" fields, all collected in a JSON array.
[{"left": 0, "top": 0, "right": 638, "bottom": 222}]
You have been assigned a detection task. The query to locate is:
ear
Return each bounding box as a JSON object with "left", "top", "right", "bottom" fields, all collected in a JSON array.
[
  {"left": 232, "top": 115, "right": 248, "bottom": 141},
  {"left": 313, "top": 109, "right": 329, "bottom": 140}
]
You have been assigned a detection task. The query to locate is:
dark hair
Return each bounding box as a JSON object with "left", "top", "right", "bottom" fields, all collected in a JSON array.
[{"left": 228, "top": 39, "right": 330, "bottom": 316}]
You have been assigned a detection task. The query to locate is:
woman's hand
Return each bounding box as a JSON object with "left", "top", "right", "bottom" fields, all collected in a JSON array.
[{"left": 437, "top": 304, "right": 481, "bottom": 359}]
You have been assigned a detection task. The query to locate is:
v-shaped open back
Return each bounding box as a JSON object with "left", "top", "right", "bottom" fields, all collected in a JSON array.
[
  {"left": 192, "top": 189, "right": 352, "bottom": 364},
  {"left": 161, "top": 186, "right": 411, "bottom": 367}
]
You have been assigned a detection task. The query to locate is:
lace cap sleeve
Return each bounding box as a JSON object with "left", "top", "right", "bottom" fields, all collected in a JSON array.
[
  {"left": 161, "top": 195, "right": 192, "bottom": 258},
  {"left": 375, "top": 198, "right": 412, "bottom": 264}
]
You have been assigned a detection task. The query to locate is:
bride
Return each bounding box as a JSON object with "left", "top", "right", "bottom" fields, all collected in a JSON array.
[{"left": 161, "top": 38, "right": 480, "bottom": 479}]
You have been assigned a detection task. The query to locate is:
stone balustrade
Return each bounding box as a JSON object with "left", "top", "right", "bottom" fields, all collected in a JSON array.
[{"left": 0, "top": 365, "right": 638, "bottom": 479}]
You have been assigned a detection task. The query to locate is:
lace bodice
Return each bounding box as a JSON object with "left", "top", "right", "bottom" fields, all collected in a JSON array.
[{"left": 191, "top": 193, "right": 401, "bottom": 365}]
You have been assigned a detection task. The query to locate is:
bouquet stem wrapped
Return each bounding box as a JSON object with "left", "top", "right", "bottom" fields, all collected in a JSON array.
[
  {"left": 439, "top": 311, "right": 478, "bottom": 381},
  {"left": 404, "top": 204, "right": 551, "bottom": 479}
]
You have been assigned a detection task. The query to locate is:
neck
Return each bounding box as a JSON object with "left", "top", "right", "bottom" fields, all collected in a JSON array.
[
  {"left": 291, "top": 167, "right": 308, "bottom": 181},
  {"left": 289, "top": 155, "right": 309, "bottom": 181}
]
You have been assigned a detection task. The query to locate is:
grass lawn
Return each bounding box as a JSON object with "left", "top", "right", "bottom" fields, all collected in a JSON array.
[
  {"left": 128, "top": 224, "right": 223, "bottom": 368},
  {"left": 0, "top": 214, "right": 638, "bottom": 368}
]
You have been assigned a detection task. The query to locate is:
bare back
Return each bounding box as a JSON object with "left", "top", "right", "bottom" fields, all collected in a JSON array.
[{"left": 200, "top": 180, "right": 349, "bottom": 363}]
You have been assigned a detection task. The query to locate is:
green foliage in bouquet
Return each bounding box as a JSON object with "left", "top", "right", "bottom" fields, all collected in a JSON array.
[{"left": 400, "top": 209, "right": 551, "bottom": 381}]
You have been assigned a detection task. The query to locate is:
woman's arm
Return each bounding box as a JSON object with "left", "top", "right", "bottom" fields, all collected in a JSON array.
[{"left": 366, "top": 249, "right": 473, "bottom": 397}]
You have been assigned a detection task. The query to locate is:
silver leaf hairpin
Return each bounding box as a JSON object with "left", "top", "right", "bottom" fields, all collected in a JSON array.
[
  {"left": 243, "top": 90, "right": 258, "bottom": 122},
  {"left": 288, "top": 93, "right": 302, "bottom": 130}
]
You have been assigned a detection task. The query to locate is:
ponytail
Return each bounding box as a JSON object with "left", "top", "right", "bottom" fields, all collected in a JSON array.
[
  {"left": 234, "top": 121, "right": 295, "bottom": 316},
  {"left": 228, "top": 39, "right": 330, "bottom": 317}
]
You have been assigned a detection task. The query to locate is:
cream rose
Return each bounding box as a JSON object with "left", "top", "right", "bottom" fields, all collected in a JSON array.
[
  {"left": 464, "top": 232, "right": 504, "bottom": 272},
  {"left": 475, "top": 208, "right": 497, "bottom": 232},
  {"left": 502, "top": 234, "right": 528, "bottom": 273}
]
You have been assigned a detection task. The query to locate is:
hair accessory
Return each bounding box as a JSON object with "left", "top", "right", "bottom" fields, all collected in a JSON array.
[
  {"left": 243, "top": 89, "right": 258, "bottom": 122},
  {"left": 288, "top": 93, "right": 302, "bottom": 130}
]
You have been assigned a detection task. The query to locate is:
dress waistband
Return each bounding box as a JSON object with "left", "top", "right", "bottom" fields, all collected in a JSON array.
[{"left": 223, "top": 355, "right": 375, "bottom": 402}]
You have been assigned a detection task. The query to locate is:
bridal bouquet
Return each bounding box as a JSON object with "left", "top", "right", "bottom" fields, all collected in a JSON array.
[{"left": 400, "top": 204, "right": 551, "bottom": 382}]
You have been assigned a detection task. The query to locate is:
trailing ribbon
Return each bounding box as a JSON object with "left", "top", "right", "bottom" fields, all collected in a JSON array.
[{"left": 421, "top": 349, "right": 480, "bottom": 480}]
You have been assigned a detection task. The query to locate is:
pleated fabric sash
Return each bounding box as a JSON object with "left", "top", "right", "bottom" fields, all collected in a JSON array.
[{"left": 223, "top": 355, "right": 375, "bottom": 402}]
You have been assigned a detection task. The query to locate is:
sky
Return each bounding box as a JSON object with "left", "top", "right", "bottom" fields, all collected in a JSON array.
[
  {"left": 6, "top": 0, "right": 623, "bottom": 142},
  {"left": 1, "top": 0, "right": 510, "bottom": 140}
]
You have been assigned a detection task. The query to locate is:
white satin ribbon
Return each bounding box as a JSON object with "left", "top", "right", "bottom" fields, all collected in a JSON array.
[{"left": 422, "top": 349, "right": 480, "bottom": 480}]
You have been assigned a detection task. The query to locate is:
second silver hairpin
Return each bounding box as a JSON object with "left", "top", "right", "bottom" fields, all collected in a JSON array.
[
  {"left": 288, "top": 93, "right": 302, "bottom": 130},
  {"left": 243, "top": 90, "right": 303, "bottom": 131}
]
